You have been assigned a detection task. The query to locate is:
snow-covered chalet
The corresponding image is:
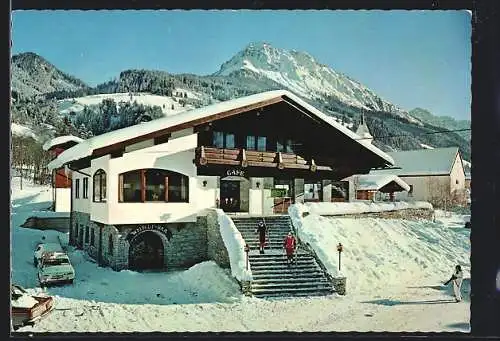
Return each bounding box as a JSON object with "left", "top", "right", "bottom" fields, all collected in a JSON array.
[{"left": 48, "top": 90, "right": 395, "bottom": 271}]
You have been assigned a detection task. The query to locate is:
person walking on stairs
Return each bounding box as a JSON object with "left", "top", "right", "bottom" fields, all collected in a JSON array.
[
  {"left": 255, "top": 219, "right": 268, "bottom": 254},
  {"left": 444, "top": 264, "right": 464, "bottom": 302},
  {"left": 283, "top": 232, "right": 297, "bottom": 266}
]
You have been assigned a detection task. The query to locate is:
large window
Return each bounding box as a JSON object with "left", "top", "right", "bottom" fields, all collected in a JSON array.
[
  {"left": 257, "top": 136, "right": 267, "bottom": 151},
  {"left": 119, "top": 169, "right": 189, "bottom": 203},
  {"left": 213, "top": 131, "right": 224, "bottom": 148},
  {"left": 213, "top": 131, "right": 236, "bottom": 149},
  {"left": 93, "top": 169, "right": 107, "bottom": 202},
  {"left": 304, "top": 181, "right": 323, "bottom": 201},
  {"left": 246, "top": 136, "right": 256, "bottom": 150},
  {"left": 277, "top": 138, "right": 295, "bottom": 153}
]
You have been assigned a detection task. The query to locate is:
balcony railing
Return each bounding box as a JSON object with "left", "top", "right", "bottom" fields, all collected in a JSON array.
[{"left": 195, "top": 146, "right": 332, "bottom": 172}]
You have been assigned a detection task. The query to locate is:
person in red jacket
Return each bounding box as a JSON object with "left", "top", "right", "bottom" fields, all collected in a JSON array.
[{"left": 283, "top": 232, "right": 297, "bottom": 266}]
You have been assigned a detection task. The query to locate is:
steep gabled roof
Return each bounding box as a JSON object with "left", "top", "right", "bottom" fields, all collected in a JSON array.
[
  {"left": 370, "top": 147, "right": 461, "bottom": 177},
  {"left": 48, "top": 90, "right": 394, "bottom": 171},
  {"left": 343, "top": 174, "right": 410, "bottom": 192}
]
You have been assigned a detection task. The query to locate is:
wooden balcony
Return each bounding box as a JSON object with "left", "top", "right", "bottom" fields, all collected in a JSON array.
[{"left": 195, "top": 146, "right": 333, "bottom": 172}]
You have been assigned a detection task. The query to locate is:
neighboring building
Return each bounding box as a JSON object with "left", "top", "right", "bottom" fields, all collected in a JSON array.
[
  {"left": 47, "top": 90, "right": 395, "bottom": 271},
  {"left": 42, "top": 136, "right": 84, "bottom": 212},
  {"left": 343, "top": 174, "right": 410, "bottom": 201},
  {"left": 371, "top": 147, "right": 467, "bottom": 207}
]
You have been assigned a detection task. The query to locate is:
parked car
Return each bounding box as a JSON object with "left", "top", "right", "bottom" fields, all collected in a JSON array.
[
  {"left": 11, "top": 285, "right": 54, "bottom": 330},
  {"left": 33, "top": 243, "right": 64, "bottom": 266},
  {"left": 38, "top": 252, "right": 75, "bottom": 286}
]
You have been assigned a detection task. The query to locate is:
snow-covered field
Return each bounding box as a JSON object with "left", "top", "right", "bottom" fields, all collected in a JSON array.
[
  {"left": 11, "top": 178, "right": 470, "bottom": 332},
  {"left": 58, "top": 92, "right": 197, "bottom": 116}
]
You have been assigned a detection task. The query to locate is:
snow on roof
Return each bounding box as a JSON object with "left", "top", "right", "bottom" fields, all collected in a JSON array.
[
  {"left": 43, "top": 135, "right": 84, "bottom": 151},
  {"left": 370, "top": 147, "right": 460, "bottom": 177},
  {"left": 48, "top": 90, "right": 394, "bottom": 171},
  {"left": 343, "top": 174, "right": 410, "bottom": 192}
]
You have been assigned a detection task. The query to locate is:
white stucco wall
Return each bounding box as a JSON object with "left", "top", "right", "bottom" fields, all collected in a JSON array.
[
  {"left": 87, "top": 133, "right": 199, "bottom": 225},
  {"left": 195, "top": 176, "right": 219, "bottom": 210},
  {"left": 55, "top": 188, "right": 71, "bottom": 212},
  {"left": 72, "top": 167, "right": 91, "bottom": 214},
  {"left": 249, "top": 189, "right": 263, "bottom": 215}
]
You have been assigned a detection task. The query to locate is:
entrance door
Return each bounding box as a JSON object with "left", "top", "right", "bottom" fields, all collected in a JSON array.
[
  {"left": 128, "top": 231, "right": 164, "bottom": 271},
  {"left": 220, "top": 180, "right": 240, "bottom": 212}
]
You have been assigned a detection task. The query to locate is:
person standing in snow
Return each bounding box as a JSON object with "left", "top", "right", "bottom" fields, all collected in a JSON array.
[
  {"left": 256, "top": 220, "right": 268, "bottom": 254},
  {"left": 444, "top": 264, "right": 464, "bottom": 302},
  {"left": 283, "top": 232, "right": 297, "bottom": 266}
]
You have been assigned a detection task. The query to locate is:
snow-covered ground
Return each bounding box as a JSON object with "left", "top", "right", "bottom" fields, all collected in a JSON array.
[
  {"left": 11, "top": 122, "right": 38, "bottom": 141},
  {"left": 58, "top": 92, "right": 195, "bottom": 116},
  {"left": 11, "top": 178, "right": 470, "bottom": 332}
]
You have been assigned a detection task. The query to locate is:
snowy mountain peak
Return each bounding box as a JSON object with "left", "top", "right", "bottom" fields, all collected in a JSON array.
[{"left": 213, "top": 43, "right": 417, "bottom": 123}]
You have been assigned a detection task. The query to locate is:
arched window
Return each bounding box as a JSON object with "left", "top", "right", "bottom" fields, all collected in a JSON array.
[
  {"left": 93, "top": 169, "right": 107, "bottom": 202},
  {"left": 118, "top": 169, "right": 189, "bottom": 203},
  {"left": 108, "top": 234, "right": 113, "bottom": 255}
]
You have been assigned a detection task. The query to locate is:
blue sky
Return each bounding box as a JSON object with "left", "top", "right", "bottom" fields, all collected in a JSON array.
[{"left": 12, "top": 10, "right": 471, "bottom": 120}]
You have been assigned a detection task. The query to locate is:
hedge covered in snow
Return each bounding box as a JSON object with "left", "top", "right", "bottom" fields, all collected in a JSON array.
[{"left": 297, "top": 201, "right": 433, "bottom": 216}]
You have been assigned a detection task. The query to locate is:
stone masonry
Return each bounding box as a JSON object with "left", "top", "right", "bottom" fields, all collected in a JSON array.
[
  {"left": 206, "top": 210, "right": 230, "bottom": 268},
  {"left": 70, "top": 211, "right": 210, "bottom": 271}
]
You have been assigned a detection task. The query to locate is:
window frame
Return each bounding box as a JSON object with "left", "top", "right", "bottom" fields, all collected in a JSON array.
[
  {"left": 75, "top": 179, "right": 80, "bottom": 199},
  {"left": 83, "top": 177, "right": 89, "bottom": 199},
  {"left": 93, "top": 169, "right": 107, "bottom": 203},
  {"left": 118, "top": 168, "right": 189, "bottom": 203}
]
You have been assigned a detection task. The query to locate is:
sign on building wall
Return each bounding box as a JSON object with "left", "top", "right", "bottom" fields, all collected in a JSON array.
[
  {"left": 225, "top": 169, "right": 245, "bottom": 177},
  {"left": 126, "top": 224, "right": 172, "bottom": 242}
]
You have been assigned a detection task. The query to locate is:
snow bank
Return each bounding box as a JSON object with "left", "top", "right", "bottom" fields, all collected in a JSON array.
[
  {"left": 214, "top": 209, "right": 252, "bottom": 282},
  {"left": 12, "top": 294, "right": 39, "bottom": 309},
  {"left": 289, "top": 204, "right": 470, "bottom": 294},
  {"left": 27, "top": 211, "right": 70, "bottom": 218},
  {"left": 295, "top": 201, "right": 433, "bottom": 216},
  {"left": 11, "top": 123, "right": 38, "bottom": 141}
]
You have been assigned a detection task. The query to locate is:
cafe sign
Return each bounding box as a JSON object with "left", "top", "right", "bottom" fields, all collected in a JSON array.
[
  {"left": 226, "top": 169, "right": 245, "bottom": 177},
  {"left": 127, "top": 224, "right": 172, "bottom": 242}
]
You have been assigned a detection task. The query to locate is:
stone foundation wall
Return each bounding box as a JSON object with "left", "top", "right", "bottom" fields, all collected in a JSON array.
[
  {"left": 70, "top": 211, "right": 210, "bottom": 272},
  {"left": 206, "top": 210, "right": 230, "bottom": 268}
]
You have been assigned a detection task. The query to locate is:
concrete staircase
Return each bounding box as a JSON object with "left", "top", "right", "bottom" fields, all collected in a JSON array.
[{"left": 231, "top": 215, "right": 335, "bottom": 298}]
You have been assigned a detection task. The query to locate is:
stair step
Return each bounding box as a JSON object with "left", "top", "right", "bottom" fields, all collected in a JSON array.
[
  {"left": 252, "top": 272, "right": 325, "bottom": 280},
  {"left": 252, "top": 281, "right": 333, "bottom": 289},
  {"left": 254, "top": 290, "right": 335, "bottom": 298},
  {"left": 250, "top": 260, "right": 316, "bottom": 266},
  {"left": 252, "top": 286, "right": 334, "bottom": 295},
  {"left": 252, "top": 276, "right": 331, "bottom": 285}
]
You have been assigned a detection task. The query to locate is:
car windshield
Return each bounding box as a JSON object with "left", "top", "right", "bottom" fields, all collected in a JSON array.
[{"left": 44, "top": 258, "right": 69, "bottom": 266}]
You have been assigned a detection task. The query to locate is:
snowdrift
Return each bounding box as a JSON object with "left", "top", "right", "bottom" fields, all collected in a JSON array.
[
  {"left": 214, "top": 209, "right": 252, "bottom": 282},
  {"left": 289, "top": 204, "right": 470, "bottom": 294}
]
